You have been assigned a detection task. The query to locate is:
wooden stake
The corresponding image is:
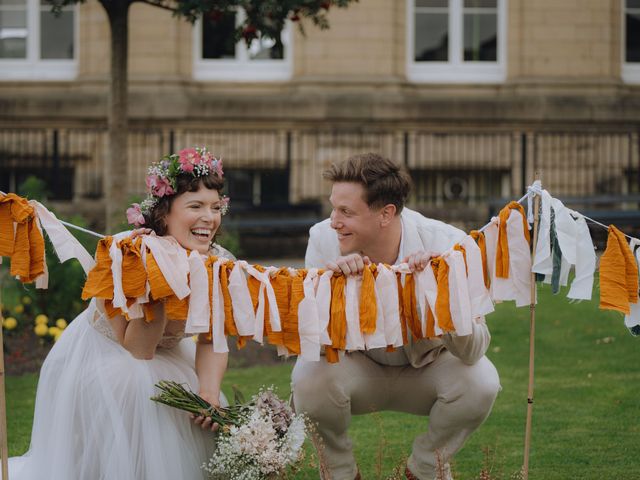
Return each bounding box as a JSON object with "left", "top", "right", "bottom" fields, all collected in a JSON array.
[
  {"left": 523, "top": 177, "right": 541, "bottom": 480},
  {"left": 0, "top": 283, "right": 8, "bottom": 479}
]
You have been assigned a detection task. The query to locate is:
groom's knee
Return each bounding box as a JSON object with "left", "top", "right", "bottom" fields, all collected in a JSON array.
[{"left": 292, "top": 360, "right": 349, "bottom": 420}]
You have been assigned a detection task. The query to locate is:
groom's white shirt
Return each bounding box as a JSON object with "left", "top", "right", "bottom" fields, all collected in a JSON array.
[{"left": 305, "top": 207, "right": 491, "bottom": 368}]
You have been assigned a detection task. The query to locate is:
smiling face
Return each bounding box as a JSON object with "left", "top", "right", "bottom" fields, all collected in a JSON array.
[
  {"left": 329, "top": 182, "right": 385, "bottom": 256},
  {"left": 163, "top": 184, "right": 222, "bottom": 254}
]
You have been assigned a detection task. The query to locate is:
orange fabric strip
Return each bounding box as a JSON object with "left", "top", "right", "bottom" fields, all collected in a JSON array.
[
  {"left": 219, "top": 262, "right": 238, "bottom": 337},
  {"left": 433, "top": 258, "right": 455, "bottom": 332},
  {"left": 120, "top": 237, "right": 147, "bottom": 299},
  {"left": 81, "top": 237, "right": 115, "bottom": 300},
  {"left": 599, "top": 226, "right": 632, "bottom": 314},
  {"left": 165, "top": 295, "right": 189, "bottom": 322},
  {"left": 402, "top": 273, "right": 422, "bottom": 340},
  {"left": 284, "top": 270, "right": 305, "bottom": 355},
  {"left": 396, "top": 274, "right": 409, "bottom": 345},
  {"left": 496, "top": 201, "right": 530, "bottom": 279},
  {"left": 329, "top": 274, "right": 347, "bottom": 351},
  {"left": 359, "top": 265, "right": 377, "bottom": 335},
  {"left": 146, "top": 250, "right": 175, "bottom": 300},
  {"left": 470, "top": 230, "right": 490, "bottom": 288},
  {"left": 25, "top": 219, "right": 45, "bottom": 283},
  {"left": 453, "top": 244, "right": 468, "bottom": 276},
  {"left": 10, "top": 222, "right": 31, "bottom": 279},
  {"left": 612, "top": 226, "right": 639, "bottom": 303}
]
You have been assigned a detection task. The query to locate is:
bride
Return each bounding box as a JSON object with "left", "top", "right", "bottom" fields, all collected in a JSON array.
[{"left": 7, "top": 147, "right": 233, "bottom": 479}]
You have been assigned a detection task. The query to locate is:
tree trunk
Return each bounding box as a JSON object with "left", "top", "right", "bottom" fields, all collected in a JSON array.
[{"left": 104, "top": 0, "right": 130, "bottom": 232}]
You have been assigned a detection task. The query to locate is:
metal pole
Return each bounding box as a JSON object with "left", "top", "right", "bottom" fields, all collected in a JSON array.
[{"left": 522, "top": 174, "right": 541, "bottom": 480}]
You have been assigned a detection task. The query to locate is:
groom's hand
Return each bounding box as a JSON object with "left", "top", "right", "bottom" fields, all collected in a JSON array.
[
  {"left": 326, "top": 253, "right": 370, "bottom": 276},
  {"left": 403, "top": 250, "right": 438, "bottom": 272}
]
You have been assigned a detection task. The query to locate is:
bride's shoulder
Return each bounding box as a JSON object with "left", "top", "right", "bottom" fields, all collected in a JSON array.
[{"left": 210, "top": 243, "right": 236, "bottom": 261}]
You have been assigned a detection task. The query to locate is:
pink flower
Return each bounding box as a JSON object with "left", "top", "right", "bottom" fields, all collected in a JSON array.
[
  {"left": 146, "top": 174, "right": 174, "bottom": 197},
  {"left": 214, "top": 159, "right": 224, "bottom": 177},
  {"left": 126, "top": 203, "right": 145, "bottom": 227},
  {"left": 179, "top": 148, "right": 200, "bottom": 173}
]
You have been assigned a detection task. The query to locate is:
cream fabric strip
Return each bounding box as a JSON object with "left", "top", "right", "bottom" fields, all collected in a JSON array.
[
  {"left": 444, "top": 250, "right": 473, "bottom": 336},
  {"left": 316, "top": 270, "right": 334, "bottom": 346},
  {"left": 460, "top": 235, "right": 494, "bottom": 318},
  {"left": 185, "top": 251, "right": 211, "bottom": 334},
  {"left": 298, "top": 268, "right": 321, "bottom": 361},
  {"left": 567, "top": 213, "right": 596, "bottom": 300},
  {"left": 32, "top": 201, "right": 95, "bottom": 275},
  {"left": 228, "top": 261, "right": 256, "bottom": 337},
  {"left": 375, "top": 264, "right": 403, "bottom": 347},
  {"left": 624, "top": 239, "right": 640, "bottom": 331},
  {"left": 211, "top": 257, "right": 229, "bottom": 353},
  {"left": 344, "top": 276, "right": 365, "bottom": 351}
]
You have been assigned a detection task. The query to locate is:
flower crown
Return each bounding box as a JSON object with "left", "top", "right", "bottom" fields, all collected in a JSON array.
[{"left": 126, "top": 146, "right": 230, "bottom": 227}]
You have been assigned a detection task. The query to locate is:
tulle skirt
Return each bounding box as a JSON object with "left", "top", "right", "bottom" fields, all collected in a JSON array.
[{"left": 7, "top": 303, "right": 218, "bottom": 480}]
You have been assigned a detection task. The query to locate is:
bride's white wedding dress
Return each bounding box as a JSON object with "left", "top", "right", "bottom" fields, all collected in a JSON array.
[{"left": 6, "top": 298, "right": 222, "bottom": 480}]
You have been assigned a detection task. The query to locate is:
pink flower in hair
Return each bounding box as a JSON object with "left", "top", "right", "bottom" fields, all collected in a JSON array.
[
  {"left": 146, "top": 174, "right": 174, "bottom": 197},
  {"left": 126, "top": 203, "right": 145, "bottom": 227},
  {"left": 178, "top": 148, "right": 200, "bottom": 173},
  {"left": 214, "top": 158, "right": 224, "bottom": 177}
]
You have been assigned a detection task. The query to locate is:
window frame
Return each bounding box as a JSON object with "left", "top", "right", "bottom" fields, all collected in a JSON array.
[
  {"left": 622, "top": 0, "right": 640, "bottom": 83},
  {"left": 193, "top": 9, "right": 292, "bottom": 82},
  {"left": 406, "top": 0, "right": 507, "bottom": 84},
  {"left": 0, "top": 0, "right": 78, "bottom": 81}
]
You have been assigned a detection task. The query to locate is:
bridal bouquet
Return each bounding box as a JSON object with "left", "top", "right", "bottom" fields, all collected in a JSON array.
[{"left": 152, "top": 381, "right": 308, "bottom": 480}]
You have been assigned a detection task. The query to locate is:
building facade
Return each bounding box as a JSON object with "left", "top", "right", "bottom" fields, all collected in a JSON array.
[{"left": 1, "top": 0, "right": 639, "bottom": 244}]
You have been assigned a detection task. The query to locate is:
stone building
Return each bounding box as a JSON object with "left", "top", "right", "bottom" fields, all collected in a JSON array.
[{"left": 1, "top": 0, "right": 639, "bottom": 252}]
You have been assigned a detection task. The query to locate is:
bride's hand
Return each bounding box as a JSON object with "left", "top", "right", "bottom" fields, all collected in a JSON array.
[
  {"left": 129, "top": 228, "right": 153, "bottom": 239},
  {"left": 191, "top": 391, "right": 221, "bottom": 432}
]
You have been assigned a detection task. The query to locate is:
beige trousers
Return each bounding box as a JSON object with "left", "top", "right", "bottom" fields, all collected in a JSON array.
[{"left": 291, "top": 350, "right": 500, "bottom": 480}]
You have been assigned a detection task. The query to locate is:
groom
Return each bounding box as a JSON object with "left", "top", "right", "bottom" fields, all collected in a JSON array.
[{"left": 291, "top": 153, "right": 500, "bottom": 480}]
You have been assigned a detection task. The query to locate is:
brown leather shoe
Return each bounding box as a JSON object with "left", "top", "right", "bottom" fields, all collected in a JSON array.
[
  {"left": 405, "top": 466, "right": 419, "bottom": 480},
  {"left": 354, "top": 471, "right": 361, "bottom": 480}
]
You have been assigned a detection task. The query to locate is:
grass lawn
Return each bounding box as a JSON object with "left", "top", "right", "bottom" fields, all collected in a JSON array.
[{"left": 6, "top": 283, "right": 640, "bottom": 479}]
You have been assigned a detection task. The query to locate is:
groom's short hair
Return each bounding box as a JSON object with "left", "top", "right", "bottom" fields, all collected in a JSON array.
[{"left": 323, "top": 153, "right": 412, "bottom": 214}]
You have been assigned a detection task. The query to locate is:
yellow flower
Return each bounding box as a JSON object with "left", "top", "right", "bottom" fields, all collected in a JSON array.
[
  {"left": 192, "top": 335, "right": 198, "bottom": 343},
  {"left": 56, "top": 318, "right": 68, "bottom": 329},
  {"left": 14, "top": 305, "right": 24, "bottom": 314},
  {"left": 53, "top": 331, "right": 63, "bottom": 342},
  {"left": 48, "top": 326, "right": 61, "bottom": 337},
  {"left": 35, "top": 314, "right": 49, "bottom": 325},
  {"left": 21, "top": 296, "right": 32, "bottom": 305},
  {"left": 34, "top": 323, "right": 48, "bottom": 336},
  {"left": 3, "top": 317, "right": 17, "bottom": 330}
]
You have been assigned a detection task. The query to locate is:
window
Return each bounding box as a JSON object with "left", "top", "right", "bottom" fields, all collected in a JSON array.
[
  {"left": 407, "top": 0, "right": 506, "bottom": 83},
  {"left": 226, "top": 169, "right": 289, "bottom": 208},
  {"left": 193, "top": 9, "right": 291, "bottom": 82},
  {"left": 623, "top": 0, "right": 640, "bottom": 83},
  {"left": 0, "top": 0, "right": 76, "bottom": 80}
]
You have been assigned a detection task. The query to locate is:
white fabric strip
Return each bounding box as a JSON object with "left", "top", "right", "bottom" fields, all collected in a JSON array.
[
  {"left": 32, "top": 201, "right": 95, "bottom": 274},
  {"left": 416, "top": 262, "right": 441, "bottom": 337},
  {"left": 228, "top": 261, "right": 256, "bottom": 337},
  {"left": 491, "top": 209, "right": 532, "bottom": 307},
  {"left": 298, "top": 268, "right": 321, "bottom": 361},
  {"left": 316, "top": 270, "right": 334, "bottom": 346},
  {"left": 483, "top": 218, "right": 499, "bottom": 300},
  {"left": 375, "top": 264, "right": 403, "bottom": 347},
  {"left": 460, "top": 236, "right": 494, "bottom": 318},
  {"left": 444, "top": 250, "right": 473, "bottom": 336},
  {"left": 344, "top": 276, "right": 365, "bottom": 351},
  {"left": 211, "top": 258, "right": 229, "bottom": 353},
  {"left": 141, "top": 236, "right": 191, "bottom": 300},
  {"left": 567, "top": 212, "right": 596, "bottom": 300},
  {"left": 624, "top": 239, "right": 640, "bottom": 331},
  {"left": 532, "top": 189, "right": 552, "bottom": 275},
  {"left": 109, "top": 237, "right": 128, "bottom": 315},
  {"left": 184, "top": 252, "right": 211, "bottom": 334}
]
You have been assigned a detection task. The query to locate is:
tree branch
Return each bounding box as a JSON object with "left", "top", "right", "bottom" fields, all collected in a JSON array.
[{"left": 132, "top": 0, "right": 179, "bottom": 13}]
